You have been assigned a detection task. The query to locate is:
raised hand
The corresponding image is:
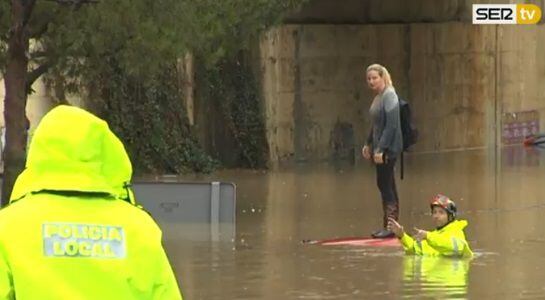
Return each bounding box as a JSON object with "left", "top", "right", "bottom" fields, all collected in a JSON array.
[{"left": 387, "top": 217, "right": 404, "bottom": 238}]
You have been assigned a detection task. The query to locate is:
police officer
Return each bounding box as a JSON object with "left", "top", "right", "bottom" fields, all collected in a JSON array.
[{"left": 2, "top": 105, "right": 183, "bottom": 299}]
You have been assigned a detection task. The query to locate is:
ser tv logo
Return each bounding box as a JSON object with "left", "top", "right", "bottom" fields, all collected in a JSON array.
[{"left": 473, "top": 4, "right": 542, "bottom": 24}]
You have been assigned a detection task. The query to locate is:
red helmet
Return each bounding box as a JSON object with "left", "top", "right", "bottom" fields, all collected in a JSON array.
[{"left": 430, "top": 194, "right": 457, "bottom": 217}]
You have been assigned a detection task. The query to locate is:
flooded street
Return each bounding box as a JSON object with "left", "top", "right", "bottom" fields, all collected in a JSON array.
[{"left": 162, "top": 146, "right": 545, "bottom": 299}]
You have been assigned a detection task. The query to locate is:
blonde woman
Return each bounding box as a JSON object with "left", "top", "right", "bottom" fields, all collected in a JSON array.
[{"left": 362, "top": 64, "right": 403, "bottom": 239}]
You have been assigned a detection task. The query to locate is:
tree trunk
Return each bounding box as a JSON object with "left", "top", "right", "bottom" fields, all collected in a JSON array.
[{"left": 2, "top": 0, "right": 34, "bottom": 205}]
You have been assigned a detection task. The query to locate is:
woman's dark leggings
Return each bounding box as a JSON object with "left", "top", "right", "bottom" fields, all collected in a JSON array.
[{"left": 375, "top": 157, "right": 399, "bottom": 228}]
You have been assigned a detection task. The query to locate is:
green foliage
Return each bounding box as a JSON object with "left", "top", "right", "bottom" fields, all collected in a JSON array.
[
  {"left": 0, "top": 0, "right": 10, "bottom": 72},
  {"left": 87, "top": 61, "right": 218, "bottom": 174},
  {"left": 30, "top": 0, "right": 306, "bottom": 81},
  {"left": 185, "top": 0, "right": 307, "bottom": 65},
  {"left": 197, "top": 53, "right": 269, "bottom": 168},
  {"left": 1, "top": 0, "right": 307, "bottom": 173}
]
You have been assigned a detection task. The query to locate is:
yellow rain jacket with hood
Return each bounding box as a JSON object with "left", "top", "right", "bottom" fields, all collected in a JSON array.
[
  {"left": 0, "top": 105, "right": 182, "bottom": 300},
  {"left": 400, "top": 220, "right": 473, "bottom": 258}
]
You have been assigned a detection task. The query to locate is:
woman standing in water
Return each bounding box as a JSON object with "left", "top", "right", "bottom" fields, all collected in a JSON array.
[{"left": 362, "top": 64, "right": 403, "bottom": 238}]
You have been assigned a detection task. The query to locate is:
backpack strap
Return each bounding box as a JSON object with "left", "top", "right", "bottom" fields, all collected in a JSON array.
[{"left": 400, "top": 151, "right": 404, "bottom": 180}]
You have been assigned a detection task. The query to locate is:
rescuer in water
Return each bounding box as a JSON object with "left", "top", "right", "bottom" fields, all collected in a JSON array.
[
  {"left": 2, "top": 105, "right": 183, "bottom": 299},
  {"left": 387, "top": 194, "right": 473, "bottom": 257}
]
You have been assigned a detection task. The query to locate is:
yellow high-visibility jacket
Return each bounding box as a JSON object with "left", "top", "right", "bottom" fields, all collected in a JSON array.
[
  {"left": 1, "top": 105, "right": 183, "bottom": 300},
  {"left": 399, "top": 220, "right": 473, "bottom": 258}
]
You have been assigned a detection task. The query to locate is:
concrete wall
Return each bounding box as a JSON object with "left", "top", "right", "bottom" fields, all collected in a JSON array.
[
  {"left": 286, "top": 0, "right": 468, "bottom": 24},
  {"left": 498, "top": 25, "right": 545, "bottom": 120},
  {"left": 2, "top": 0, "right": 545, "bottom": 166},
  {"left": 409, "top": 23, "right": 496, "bottom": 151},
  {"left": 260, "top": 21, "right": 545, "bottom": 163},
  {"left": 287, "top": 0, "right": 545, "bottom": 24}
]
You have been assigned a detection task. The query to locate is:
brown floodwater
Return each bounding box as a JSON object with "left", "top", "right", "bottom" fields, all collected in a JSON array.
[{"left": 162, "top": 146, "right": 545, "bottom": 299}]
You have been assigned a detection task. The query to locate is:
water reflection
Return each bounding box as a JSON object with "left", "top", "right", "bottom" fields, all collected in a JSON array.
[
  {"left": 159, "top": 146, "right": 545, "bottom": 299},
  {"left": 402, "top": 256, "right": 470, "bottom": 299}
]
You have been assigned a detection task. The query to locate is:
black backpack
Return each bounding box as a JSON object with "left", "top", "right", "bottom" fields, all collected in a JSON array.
[
  {"left": 399, "top": 99, "right": 418, "bottom": 151},
  {"left": 399, "top": 99, "right": 418, "bottom": 179}
]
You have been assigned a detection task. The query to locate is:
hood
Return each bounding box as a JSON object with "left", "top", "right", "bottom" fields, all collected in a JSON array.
[{"left": 10, "top": 105, "right": 133, "bottom": 203}]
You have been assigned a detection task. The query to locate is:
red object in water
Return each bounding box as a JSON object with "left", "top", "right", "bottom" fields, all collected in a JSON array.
[
  {"left": 303, "top": 237, "right": 401, "bottom": 247},
  {"left": 523, "top": 136, "right": 535, "bottom": 146},
  {"left": 523, "top": 134, "right": 545, "bottom": 146}
]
